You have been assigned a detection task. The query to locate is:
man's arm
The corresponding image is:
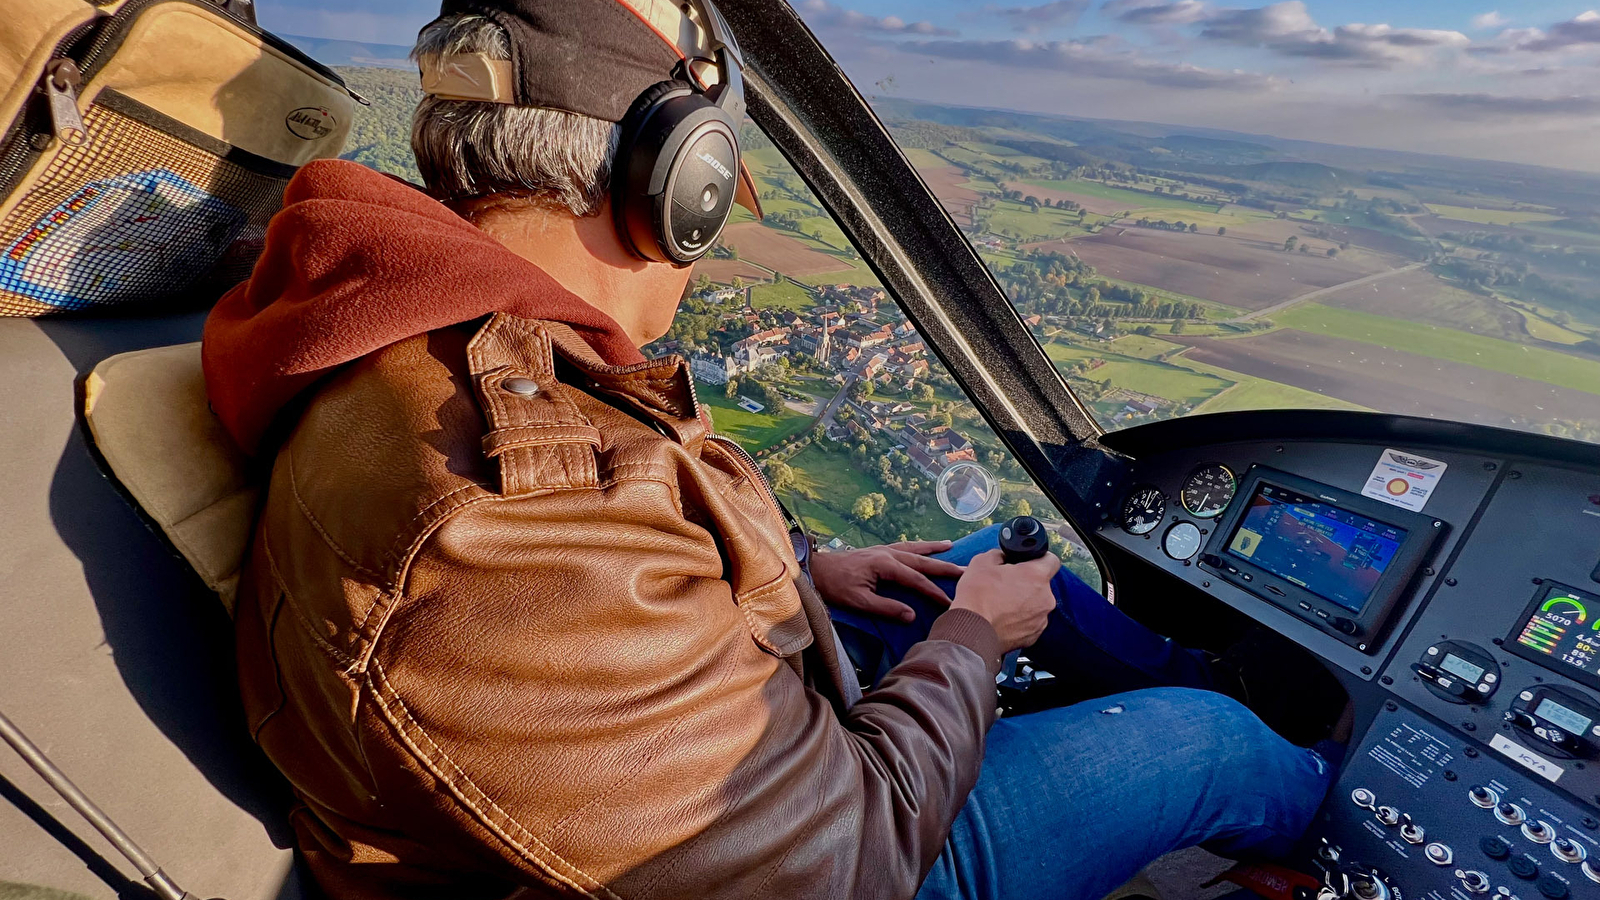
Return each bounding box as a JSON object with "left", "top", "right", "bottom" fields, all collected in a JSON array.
[{"left": 349, "top": 488, "right": 1038, "bottom": 899}]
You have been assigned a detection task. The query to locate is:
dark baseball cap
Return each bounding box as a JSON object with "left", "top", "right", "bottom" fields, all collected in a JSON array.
[{"left": 421, "top": 0, "right": 761, "bottom": 216}]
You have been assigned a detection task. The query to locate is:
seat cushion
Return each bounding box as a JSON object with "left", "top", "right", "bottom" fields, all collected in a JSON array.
[{"left": 82, "top": 342, "right": 259, "bottom": 613}]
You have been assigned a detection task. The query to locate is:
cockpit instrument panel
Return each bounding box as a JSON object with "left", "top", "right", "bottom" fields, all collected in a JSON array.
[
  {"left": 1119, "top": 485, "right": 1166, "bottom": 536},
  {"left": 1180, "top": 464, "right": 1236, "bottom": 519}
]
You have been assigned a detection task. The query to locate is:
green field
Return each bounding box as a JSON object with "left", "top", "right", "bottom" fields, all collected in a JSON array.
[
  {"left": 785, "top": 444, "right": 889, "bottom": 543},
  {"left": 985, "top": 199, "right": 1093, "bottom": 241},
  {"left": 699, "top": 382, "right": 813, "bottom": 449},
  {"left": 1520, "top": 309, "right": 1590, "bottom": 345},
  {"left": 1427, "top": 204, "right": 1562, "bottom": 226},
  {"left": 749, "top": 280, "right": 816, "bottom": 312},
  {"left": 1022, "top": 179, "right": 1219, "bottom": 214},
  {"left": 1190, "top": 373, "right": 1373, "bottom": 414},
  {"left": 1044, "top": 340, "right": 1235, "bottom": 408},
  {"left": 1276, "top": 304, "right": 1600, "bottom": 395}
]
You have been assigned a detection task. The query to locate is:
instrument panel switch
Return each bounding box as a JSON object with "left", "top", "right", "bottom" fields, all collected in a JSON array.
[
  {"left": 1523, "top": 821, "right": 1555, "bottom": 845},
  {"left": 1551, "top": 839, "right": 1585, "bottom": 864},
  {"left": 1400, "top": 822, "right": 1426, "bottom": 845},
  {"left": 1497, "top": 802, "right": 1528, "bottom": 826},
  {"left": 1426, "top": 842, "right": 1454, "bottom": 866},
  {"left": 1376, "top": 805, "right": 1401, "bottom": 826},
  {"left": 1351, "top": 788, "right": 1377, "bottom": 810},
  {"left": 1581, "top": 859, "right": 1600, "bottom": 885},
  {"left": 1470, "top": 785, "right": 1500, "bottom": 809},
  {"left": 1459, "top": 869, "right": 1492, "bottom": 894}
]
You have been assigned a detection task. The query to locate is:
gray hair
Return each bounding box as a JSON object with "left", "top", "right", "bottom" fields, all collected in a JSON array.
[{"left": 410, "top": 15, "right": 621, "bottom": 216}]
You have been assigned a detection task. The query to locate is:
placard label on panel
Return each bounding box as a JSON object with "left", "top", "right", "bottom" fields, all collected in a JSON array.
[
  {"left": 1362, "top": 449, "right": 1447, "bottom": 512},
  {"left": 1490, "top": 733, "right": 1564, "bottom": 783}
]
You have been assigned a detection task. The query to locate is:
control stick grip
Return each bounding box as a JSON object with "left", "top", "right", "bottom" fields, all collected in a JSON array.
[
  {"left": 999, "top": 516, "right": 1050, "bottom": 564},
  {"left": 997, "top": 516, "right": 1050, "bottom": 692}
]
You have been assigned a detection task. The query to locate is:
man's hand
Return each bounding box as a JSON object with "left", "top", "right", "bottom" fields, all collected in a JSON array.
[
  {"left": 809, "top": 541, "right": 967, "bottom": 623},
  {"left": 951, "top": 549, "right": 1059, "bottom": 651}
]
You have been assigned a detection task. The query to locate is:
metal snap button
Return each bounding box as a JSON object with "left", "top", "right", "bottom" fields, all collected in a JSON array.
[{"left": 502, "top": 377, "right": 540, "bottom": 396}]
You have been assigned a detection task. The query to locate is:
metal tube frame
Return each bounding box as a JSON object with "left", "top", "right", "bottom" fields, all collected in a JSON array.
[{"left": 0, "top": 709, "right": 193, "bottom": 900}]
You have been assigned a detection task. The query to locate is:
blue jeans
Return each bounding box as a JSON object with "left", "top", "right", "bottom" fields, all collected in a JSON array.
[{"left": 828, "top": 525, "right": 1333, "bottom": 900}]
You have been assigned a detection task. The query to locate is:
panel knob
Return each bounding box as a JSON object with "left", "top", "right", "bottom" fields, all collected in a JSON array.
[
  {"left": 1482, "top": 836, "right": 1513, "bottom": 861},
  {"left": 1536, "top": 873, "right": 1569, "bottom": 899},
  {"left": 1351, "top": 787, "right": 1377, "bottom": 810},
  {"left": 1426, "top": 842, "right": 1455, "bottom": 866},
  {"left": 1510, "top": 857, "right": 1541, "bottom": 881}
]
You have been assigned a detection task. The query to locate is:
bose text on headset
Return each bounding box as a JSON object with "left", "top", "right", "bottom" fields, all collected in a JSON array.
[{"left": 418, "top": 0, "right": 759, "bottom": 267}]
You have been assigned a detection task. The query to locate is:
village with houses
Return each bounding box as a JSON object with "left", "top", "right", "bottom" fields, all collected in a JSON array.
[{"left": 651, "top": 272, "right": 1091, "bottom": 582}]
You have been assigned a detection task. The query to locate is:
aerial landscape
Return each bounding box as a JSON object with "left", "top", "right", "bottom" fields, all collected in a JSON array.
[{"left": 323, "top": 51, "right": 1600, "bottom": 574}]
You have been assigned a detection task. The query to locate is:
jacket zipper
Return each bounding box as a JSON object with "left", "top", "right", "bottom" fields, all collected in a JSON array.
[{"left": 683, "top": 372, "right": 789, "bottom": 519}]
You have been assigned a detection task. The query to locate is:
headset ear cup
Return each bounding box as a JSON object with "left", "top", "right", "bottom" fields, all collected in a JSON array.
[
  {"left": 613, "top": 81, "right": 696, "bottom": 262},
  {"left": 613, "top": 80, "right": 740, "bottom": 266}
]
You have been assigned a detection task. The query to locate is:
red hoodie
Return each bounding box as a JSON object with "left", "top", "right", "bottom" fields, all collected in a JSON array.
[{"left": 203, "top": 160, "right": 647, "bottom": 453}]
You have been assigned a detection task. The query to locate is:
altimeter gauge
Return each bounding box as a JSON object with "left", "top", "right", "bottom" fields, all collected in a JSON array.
[
  {"left": 1181, "top": 464, "right": 1236, "bottom": 519},
  {"left": 1120, "top": 485, "right": 1167, "bottom": 535}
]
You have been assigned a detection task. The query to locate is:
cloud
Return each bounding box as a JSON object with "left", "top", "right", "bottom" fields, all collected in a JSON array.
[
  {"left": 795, "top": 0, "right": 959, "bottom": 37},
  {"left": 993, "top": 0, "right": 1093, "bottom": 33},
  {"left": 1105, "top": 1, "right": 1467, "bottom": 66},
  {"left": 905, "top": 37, "right": 1280, "bottom": 88},
  {"left": 1101, "top": 0, "right": 1212, "bottom": 26},
  {"left": 1391, "top": 92, "right": 1600, "bottom": 119},
  {"left": 1471, "top": 11, "right": 1507, "bottom": 30},
  {"left": 1495, "top": 11, "right": 1600, "bottom": 53},
  {"left": 1197, "top": 2, "right": 1468, "bottom": 66}
]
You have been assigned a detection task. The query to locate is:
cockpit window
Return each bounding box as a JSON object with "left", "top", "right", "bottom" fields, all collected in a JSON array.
[{"left": 789, "top": 2, "right": 1600, "bottom": 445}]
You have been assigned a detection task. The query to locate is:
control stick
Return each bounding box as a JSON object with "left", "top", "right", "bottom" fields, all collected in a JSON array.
[{"left": 998, "top": 516, "right": 1052, "bottom": 690}]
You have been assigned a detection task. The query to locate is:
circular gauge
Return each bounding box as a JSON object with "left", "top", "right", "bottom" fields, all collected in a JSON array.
[
  {"left": 1163, "top": 522, "right": 1203, "bottom": 561},
  {"left": 1181, "top": 464, "right": 1237, "bottom": 519},
  {"left": 1120, "top": 485, "right": 1167, "bottom": 535}
]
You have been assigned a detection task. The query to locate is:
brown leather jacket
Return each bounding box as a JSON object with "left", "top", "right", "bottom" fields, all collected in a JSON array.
[{"left": 235, "top": 312, "right": 1006, "bottom": 899}]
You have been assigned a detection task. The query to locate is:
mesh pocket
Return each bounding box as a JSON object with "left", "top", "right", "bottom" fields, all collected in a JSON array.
[{"left": 0, "top": 91, "right": 291, "bottom": 317}]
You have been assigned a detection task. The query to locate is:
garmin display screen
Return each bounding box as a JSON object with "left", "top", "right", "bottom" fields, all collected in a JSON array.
[
  {"left": 1536, "top": 697, "right": 1593, "bottom": 736},
  {"left": 1225, "top": 483, "right": 1407, "bottom": 613},
  {"left": 1439, "top": 653, "right": 1486, "bottom": 683}
]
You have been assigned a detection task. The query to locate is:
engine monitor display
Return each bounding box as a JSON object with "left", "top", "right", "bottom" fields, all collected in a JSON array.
[
  {"left": 1226, "top": 483, "right": 1407, "bottom": 613},
  {"left": 1507, "top": 582, "right": 1600, "bottom": 691}
]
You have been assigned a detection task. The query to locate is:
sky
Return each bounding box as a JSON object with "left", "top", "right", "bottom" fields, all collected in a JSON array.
[{"left": 260, "top": 0, "right": 1600, "bottom": 172}]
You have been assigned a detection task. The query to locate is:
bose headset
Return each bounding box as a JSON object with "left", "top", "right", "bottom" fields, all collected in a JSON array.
[{"left": 611, "top": 0, "right": 747, "bottom": 267}]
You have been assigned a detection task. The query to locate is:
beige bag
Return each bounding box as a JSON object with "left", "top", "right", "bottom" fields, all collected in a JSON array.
[{"left": 0, "top": 0, "right": 356, "bottom": 316}]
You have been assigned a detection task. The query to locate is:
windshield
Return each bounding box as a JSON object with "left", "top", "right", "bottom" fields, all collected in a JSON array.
[
  {"left": 777, "top": 1, "right": 1600, "bottom": 445},
  {"left": 274, "top": 2, "right": 1600, "bottom": 450}
]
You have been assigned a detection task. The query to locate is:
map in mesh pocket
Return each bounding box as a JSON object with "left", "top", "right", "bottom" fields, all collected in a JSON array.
[{"left": 1, "top": 169, "right": 246, "bottom": 309}]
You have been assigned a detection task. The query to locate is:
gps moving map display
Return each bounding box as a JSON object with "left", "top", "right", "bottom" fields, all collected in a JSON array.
[
  {"left": 1509, "top": 583, "right": 1600, "bottom": 691},
  {"left": 1226, "top": 484, "right": 1407, "bottom": 613}
]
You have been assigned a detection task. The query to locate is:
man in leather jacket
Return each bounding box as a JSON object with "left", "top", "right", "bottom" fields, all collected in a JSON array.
[{"left": 204, "top": 1, "right": 1334, "bottom": 897}]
